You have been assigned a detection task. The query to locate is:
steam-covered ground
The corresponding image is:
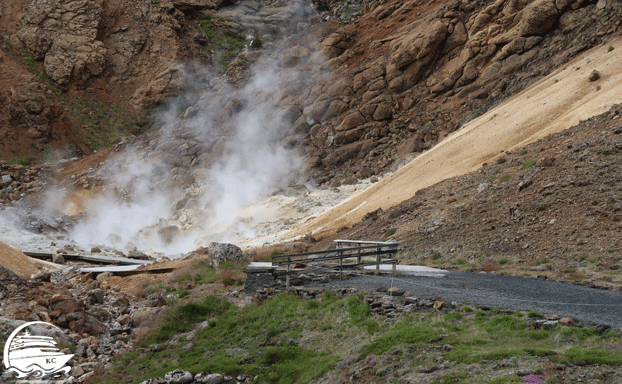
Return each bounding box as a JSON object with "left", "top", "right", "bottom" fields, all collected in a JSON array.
[
  {"left": 0, "top": 166, "right": 383, "bottom": 258},
  {"left": 0, "top": 0, "right": 345, "bottom": 258}
]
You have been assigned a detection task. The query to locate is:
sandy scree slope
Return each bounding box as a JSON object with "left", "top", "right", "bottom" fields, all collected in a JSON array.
[{"left": 286, "top": 37, "right": 622, "bottom": 239}]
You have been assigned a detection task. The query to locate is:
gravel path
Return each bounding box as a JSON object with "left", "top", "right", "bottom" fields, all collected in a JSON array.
[{"left": 317, "top": 272, "right": 622, "bottom": 329}]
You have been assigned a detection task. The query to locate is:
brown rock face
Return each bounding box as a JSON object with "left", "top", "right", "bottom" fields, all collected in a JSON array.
[{"left": 16, "top": 0, "right": 106, "bottom": 85}]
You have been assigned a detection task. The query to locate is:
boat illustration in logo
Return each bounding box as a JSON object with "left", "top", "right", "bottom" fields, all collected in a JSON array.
[{"left": 3, "top": 321, "right": 73, "bottom": 379}]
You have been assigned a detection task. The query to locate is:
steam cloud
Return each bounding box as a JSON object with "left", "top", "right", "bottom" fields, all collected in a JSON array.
[{"left": 59, "top": 1, "right": 327, "bottom": 257}]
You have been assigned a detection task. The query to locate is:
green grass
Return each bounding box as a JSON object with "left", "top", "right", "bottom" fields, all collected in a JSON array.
[
  {"left": 522, "top": 160, "right": 537, "bottom": 169},
  {"left": 381, "top": 228, "right": 396, "bottom": 241},
  {"left": 100, "top": 292, "right": 622, "bottom": 384},
  {"left": 68, "top": 99, "right": 144, "bottom": 149},
  {"left": 199, "top": 16, "right": 245, "bottom": 70},
  {"left": 500, "top": 175, "right": 511, "bottom": 182},
  {"left": 360, "top": 321, "right": 441, "bottom": 357}
]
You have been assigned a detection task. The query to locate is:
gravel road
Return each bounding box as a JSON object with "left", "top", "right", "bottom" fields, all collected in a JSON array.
[{"left": 317, "top": 272, "right": 622, "bottom": 329}]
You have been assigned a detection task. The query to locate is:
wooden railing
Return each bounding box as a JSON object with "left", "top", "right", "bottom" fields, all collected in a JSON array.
[{"left": 271, "top": 239, "right": 399, "bottom": 287}]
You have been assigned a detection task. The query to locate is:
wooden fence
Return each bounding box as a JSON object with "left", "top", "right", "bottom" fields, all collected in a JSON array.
[{"left": 271, "top": 239, "right": 399, "bottom": 287}]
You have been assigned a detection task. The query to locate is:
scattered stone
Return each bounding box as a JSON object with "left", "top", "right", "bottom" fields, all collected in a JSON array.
[
  {"left": 88, "top": 288, "right": 105, "bottom": 304},
  {"left": 52, "top": 254, "right": 65, "bottom": 263},
  {"left": 164, "top": 369, "right": 194, "bottom": 384}
]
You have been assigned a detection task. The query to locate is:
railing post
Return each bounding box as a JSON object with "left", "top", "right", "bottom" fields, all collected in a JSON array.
[
  {"left": 357, "top": 242, "right": 361, "bottom": 265},
  {"left": 376, "top": 244, "right": 380, "bottom": 273},
  {"left": 286, "top": 256, "right": 290, "bottom": 288},
  {"left": 338, "top": 247, "right": 343, "bottom": 280}
]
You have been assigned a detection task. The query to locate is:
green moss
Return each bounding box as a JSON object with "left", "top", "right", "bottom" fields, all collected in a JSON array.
[
  {"left": 522, "top": 160, "right": 537, "bottom": 169},
  {"left": 199, "top": 16, "right": 245, "bottom": 69}
]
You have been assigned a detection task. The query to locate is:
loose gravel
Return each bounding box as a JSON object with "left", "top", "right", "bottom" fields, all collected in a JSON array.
[{"left": 316, "top": 272, "right": 622, "bottom": 328}]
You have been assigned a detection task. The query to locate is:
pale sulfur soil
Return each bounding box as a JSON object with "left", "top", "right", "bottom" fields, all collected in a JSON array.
[
  {"left": 285, "top": 37, "right": 622, "bottom": 240},
  {"left": 0, "top": 240, "right": 60, "bottom": 278}
]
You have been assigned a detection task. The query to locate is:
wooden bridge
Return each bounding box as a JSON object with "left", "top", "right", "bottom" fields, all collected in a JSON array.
[{"left": 271, "top": 239, "right": 399, "bottom": 287}]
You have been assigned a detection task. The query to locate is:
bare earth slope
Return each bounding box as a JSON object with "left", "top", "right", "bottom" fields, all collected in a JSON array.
[{"left": 288, "top": 38, "right": 622, "bottom": 239}]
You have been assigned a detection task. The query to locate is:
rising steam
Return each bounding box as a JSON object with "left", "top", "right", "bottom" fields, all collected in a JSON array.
[{"left": 61, "top": 1, "right": 326, "bottom": 256}]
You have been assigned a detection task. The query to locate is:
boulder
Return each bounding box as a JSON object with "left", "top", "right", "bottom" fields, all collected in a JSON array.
[
  {"left": 336, "top": 111, "right": 366, "bottom": 131},
  {"left": 164, "top": 369, "right": 194, "bottom": 384},
  {"left": 87, "top": 288, "right": 105, "bottom": 304},
  {"left": 157, "top": 225, "right": 181, "bottom": 244},
  {"left": 208, "top": 242, "right": 243, "bottom": 270},
  {"left": 443, "top": 22, "right": 467, "bottom": 53},
  {"left": 391, "top": 20, "right": 447, "bottom": 73},
  {"left": 397, "top": 135, "right": 423, "bottom": 155},
  {"left": 132, "top": 65, "right": 183, "bottom": 110},
  {"left": 519, "top": 0, "right": 559, "bottom": 37},
  {"left": 372, "top": 104, "right": 393, "bottom": 121}
]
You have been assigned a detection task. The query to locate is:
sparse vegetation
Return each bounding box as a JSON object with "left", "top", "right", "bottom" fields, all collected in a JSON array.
[
  {"left": 99, "top": 292, "right": 622, "bottom": 384},
  {"left": 68, "top": 99, "right": 145, "bottom": 149},
  {"left": 522, "top": 160, "right": 537, "bottom": 169},
  {"left": 199, "top": 15, "right": 245, "bottom": 70},
  {"left": 382, "top": 228, "right": 396, "bottom": 241}
]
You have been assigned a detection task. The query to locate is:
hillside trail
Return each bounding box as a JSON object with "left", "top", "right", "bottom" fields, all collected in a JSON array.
[{"left": 286, "top": 37, "right": 622, "bottom": 240}]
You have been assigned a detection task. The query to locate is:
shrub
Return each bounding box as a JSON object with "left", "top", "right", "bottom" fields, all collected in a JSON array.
[{"left": 482, "top": 259, "right": 500, "bottom": 272}]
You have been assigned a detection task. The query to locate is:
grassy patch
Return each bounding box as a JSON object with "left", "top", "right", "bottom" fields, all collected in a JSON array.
[
  {"left": 199, "top": 16, "right": 245, "bottom": 70},
  {"left": 361, "top": 320, "right": 441, "bottom": 357},
  {"left": 68, "top": 99, "right": 144, "bottom": 149},
  {"left": 100, "top": 291, "right": 622, "bottom": 384},
  {"left": 522, "top": 160, "right": 537, "bottom": 169},
  {"left": 382, "top": 228, "right": 396, "bottom": 241}
]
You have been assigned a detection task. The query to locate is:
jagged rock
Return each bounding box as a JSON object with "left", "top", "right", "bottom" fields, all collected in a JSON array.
[
  {"left": 132, "top": 65, "right": 183, "bottom": 110},
  {"left": 390, "top": 20, "right": 447, "bottom": 84},
  {"left": 397, "top": 135, "right": 423, "bottom": 156},
  {"left": 144, "top": 293, "right": 167, "bottom": 307},
  {"left": 88, "top": 288, "right": 105, "bottom": 304},
  {"left": 15, "top": 0, "right": 106, "bottom": 85},
  {"left": 224, "top": 51, "right": 261, "bottom": 86},
  {"left": 208, "top": 242, "right": 243, "bottom": 270},
  {"left": 337, "top": 111, "right": 366, "bottom": 131},
  {"left": 372, "top": 104, "right": 393, "bottom": 121},
  {"left": 443, "top": 22, "right": 467, "bottom": 53}
]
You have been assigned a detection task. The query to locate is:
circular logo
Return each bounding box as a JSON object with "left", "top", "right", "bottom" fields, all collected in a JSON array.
[{"left": 3, "top": 321, "right": 73, "bottom": 379}]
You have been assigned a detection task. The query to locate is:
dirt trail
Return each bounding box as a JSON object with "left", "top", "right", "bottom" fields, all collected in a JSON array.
[{"left": 286, "top": 38, "right": 622, "bottom": 239}]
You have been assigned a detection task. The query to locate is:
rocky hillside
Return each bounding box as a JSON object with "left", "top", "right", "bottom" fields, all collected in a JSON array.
[
  {"left": 303, "top": 104, "right": 622, "bottom": 290},
  {"left": 0, "top": 0, "right": 621, "bottom": 253},
  {"left": 0, "top": 0, "right": 214, "bottom": 163},
  {"left": 1, "top": 0, "right": 619, "bottom": 175}
]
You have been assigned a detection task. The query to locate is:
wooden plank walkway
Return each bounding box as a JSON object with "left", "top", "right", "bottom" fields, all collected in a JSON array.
[
  {"left": 271, "top": 239, "right": 399, "bottom": 287},
  {"left": 23, "top": 251, "right": 153, "bottom": 266}
]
